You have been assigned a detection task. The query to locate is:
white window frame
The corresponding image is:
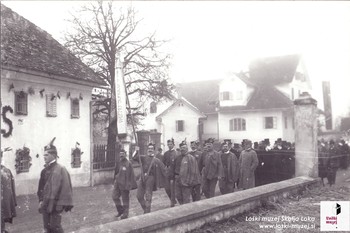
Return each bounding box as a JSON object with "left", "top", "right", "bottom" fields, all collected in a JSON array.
[
  {"left": 229, "top": 118, "right": 246, "bottom": 131},
  {"left": 264, "top": 116, "right": 277, "bottom": 129},
  {"left": 15, "top": 91, "right": 28, "bottom": 115}
]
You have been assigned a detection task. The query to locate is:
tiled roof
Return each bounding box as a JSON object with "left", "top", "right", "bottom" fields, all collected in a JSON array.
[
  {"left": 249, "top": 54, "right": 300, "bottom": 85},
  {"left": 0, "top": 4, "right": 105, "bottom": 85},
  {"left": 219, "top": 86, "right": 293, "bottom": 112},
  {"left": 177, "top": 79, "right": 222, "bottom": 114}
]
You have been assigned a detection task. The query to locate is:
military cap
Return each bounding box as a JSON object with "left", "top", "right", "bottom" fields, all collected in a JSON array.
[
  {"left": 44, "top": 137, "right": 58, "bottom": 157},
  {"left": 205, "top": 138, "right": 215, "bottom": 144}
]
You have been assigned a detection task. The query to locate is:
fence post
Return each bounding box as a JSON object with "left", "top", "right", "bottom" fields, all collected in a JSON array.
[{"left": 294, "top": 92, "right": 318, "bottom": 178}]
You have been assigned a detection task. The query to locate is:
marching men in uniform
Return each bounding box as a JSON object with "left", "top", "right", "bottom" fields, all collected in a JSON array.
[
  {"left": 238, "top": 140, "right": 259, "bottom": 190},
  {"left": 112, "top": 149, "right": 137, "bottom": 219},
  {"left": 172, "top": 140, "right": 201, "bottom": 205},
  {"left": 162, "top": 139, "right": 177, "bottom": 207},
  {"left": 219, "top": 140, "right": 239, "bottom": 194},
  {"left": 201, "top": 138, "right": 223, "bottom": 198},
  {"left": 189, "top": 141, "right": 203, "bottom": 201},
  {"left": 133, "top": 143, "right": 168, "bottom": 213}
]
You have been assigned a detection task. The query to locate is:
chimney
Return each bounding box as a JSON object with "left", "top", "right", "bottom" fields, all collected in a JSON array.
[{"left": 322, "top": 81, "right": 333, "bottom": 130}]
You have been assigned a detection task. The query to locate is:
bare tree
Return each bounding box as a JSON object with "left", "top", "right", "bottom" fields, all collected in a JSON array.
[{"left": 64, "top": 1, "right": 174, "bottom": 149}]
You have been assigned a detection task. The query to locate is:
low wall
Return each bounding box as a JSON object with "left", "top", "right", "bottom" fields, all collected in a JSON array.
[
  {"left": 92, "top": 168, "right": 114, "bottom": 186},
  {"left": 76, "top": 176, "right": 319, "bottom": 233}
]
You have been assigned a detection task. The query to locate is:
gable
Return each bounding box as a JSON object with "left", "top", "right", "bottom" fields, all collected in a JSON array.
[
  {"left": 156, "top": 98, "right": 206, "bottom": 120},
  {"left": 1, "top": 4, "right": 104, "bottom": 86}
]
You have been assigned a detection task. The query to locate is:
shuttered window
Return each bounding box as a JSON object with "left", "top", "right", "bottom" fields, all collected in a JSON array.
[
  {"left": 46, "top": 94, "right": 57, "bottom": 117},
  {"left": 15, "top": 91, "right": 28, "bottom": 115},
  {"left": 71, "top": 98, "right": 80, "bottom": 118}
]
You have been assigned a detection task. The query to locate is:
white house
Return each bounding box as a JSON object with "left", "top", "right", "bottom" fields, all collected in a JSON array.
[
  {"left": 0, "top": 5, "right": 105, "bottom": 195},
  {"left": 138, "top": 94, "right": 206, "bottom": 149},
  {"left": 179, "top": 54, "right": 312, "bottom": 145}
]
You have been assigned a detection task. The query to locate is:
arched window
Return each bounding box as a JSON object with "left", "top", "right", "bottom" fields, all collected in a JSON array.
[
  {"left": 229, "top": 118, "right": 246, "bottom": 131},
  {"left": 150, "top": 101, "right": 157, "bottom": 113}
]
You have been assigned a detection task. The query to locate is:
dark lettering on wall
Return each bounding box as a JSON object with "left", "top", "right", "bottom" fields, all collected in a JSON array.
[{"left": 1, "top": 105, "right": 14, "bottom": 138}]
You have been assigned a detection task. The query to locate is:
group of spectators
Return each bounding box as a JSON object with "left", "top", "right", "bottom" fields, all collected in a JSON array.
[{"left": 318, "top": 138, "right": 350, "bottom": 186}]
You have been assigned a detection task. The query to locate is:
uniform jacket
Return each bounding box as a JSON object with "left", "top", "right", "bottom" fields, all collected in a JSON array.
[
  {"left": 189, "top": 150, "right": 203, "bottom": 174},
  {"left": 114, "top": 157, "right": 137, "bottom": 191},
  {"left": 134, "top": 154, "right": 169, "bottom": 191},
  {"left": 202, "top": 150, "right": 224, "bottom": 180},
  {"left": 179, "top": 153, "right": 201, "bottom": 187},
  {"left": 37, "top": 162, "right": 73, "bottom": 213},
  {"left": 163, "top": 149, "right": 177, "bottom": 179},
  {"left": 239, "top": 149, "right": 259, "bottom": 189},
  {"left": 219, "top": 151, "right": 239, "bottom": 186},
  {"left": 1, "top": 165, "right": 17, "bottom": 223}
]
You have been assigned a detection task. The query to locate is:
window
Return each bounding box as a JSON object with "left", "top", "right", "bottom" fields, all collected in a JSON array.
[
  {"left": 220, "top": 91, "right": 232, "bottom": 101},
  {"left": 15, "top": 147, "right": 32, "bottom": 174},
  {"left": 150, "top": 101, "right": 157, "bottom": 113},
  {"left": 46, "top": 94, "right": 57, "bottom": 117},
  {"left": 265, "top": 117, "right": 277, "bottom": 129},
  {"left": 229, "top": 118, "right": 246, "bottom": 131},
  {"left": 71, "top": 148, "right": 82, "bottom": 168},
  {"left": 15, "top": 91, "right": 28, "bottom": 115},
  {"left": 285, "top": 117, "right": 288, "bottom": 129},
  {"left": 176, "top": 120, "right": 184, "bottom": 132},
  {"left": 71, "top": 98, "right": 80, "bottom": 118},
  {"left": 291, "top": 88, "right": 294, "bottom": 100}
]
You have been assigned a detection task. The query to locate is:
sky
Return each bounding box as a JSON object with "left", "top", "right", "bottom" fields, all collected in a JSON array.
[{"left": 2, "top": 1, "right": 350, "bottom": 121}]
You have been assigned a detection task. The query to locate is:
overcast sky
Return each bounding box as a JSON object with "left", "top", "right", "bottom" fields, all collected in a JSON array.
[{"left": 3, "top": 1, "right": 350, "bottom": 119}]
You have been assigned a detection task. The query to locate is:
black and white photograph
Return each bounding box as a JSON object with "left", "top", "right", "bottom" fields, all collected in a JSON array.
[{"left": 1, "top": 1, "right": 350, "bottom": 232}]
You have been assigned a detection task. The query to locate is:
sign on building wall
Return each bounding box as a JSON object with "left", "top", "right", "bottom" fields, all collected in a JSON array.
[{"left": 115, "top": 57, "right": 127, "bottom": 134}]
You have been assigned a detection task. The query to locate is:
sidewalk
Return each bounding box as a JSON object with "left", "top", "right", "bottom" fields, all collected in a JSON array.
[
  {"left": 6, "top": 168, "right": 350, "bottom": 233},
  {"left": 7, "top": 183, "right": 172, "bottom": 233}
]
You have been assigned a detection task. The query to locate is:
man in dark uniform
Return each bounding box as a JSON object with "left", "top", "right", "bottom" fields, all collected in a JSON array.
[
  {"left": 37, "top": 138, "right": 73, "bottom": 233},
  {"left": 219, "top": 140, "right": 239, "bottom": 194},
  {"left": 238, "top": 140, "right": 259, "bottom": 190},
  {"left": 112, "top": 149, "right": 137, "bottom": 219},
  {"left": 326, "top": 140, "right": 339, "bottom": 186},
  {"left": 133, "top": 143, "right": 168, "bottom": 213},
  {"left": 162, "top": 139, "right": 177, "bottom": 207},
  {"left": 201, "top": 138, "right": 223, "bottom": 198},
  {"left": 172, "top": 140, "right": 201, "bottom": 204},
  {"left": 189, "top": 141, "right": 203, "bottom": 201},
  {"left": 1, "top": 147, "right": 17, "bottom": 233}
]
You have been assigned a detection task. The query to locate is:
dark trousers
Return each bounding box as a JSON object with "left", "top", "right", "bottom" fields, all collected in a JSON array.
[
  {"left": 136, "top": 176, "right": 155, "bottom": 213},
  {"left": 1, "top": 216, "right": 5, "bottom": 233},
  {"left": 202, "top": 178, "right": 218, "bottom": 198},
  {"left": 327, "top": 168, "right": 337, "bottom": 186},
  {"left": 175, "top": 177, "right": 192, "bottom": 204},
  {"left": 42, "top": 209, "right": 64, "bottom": 233},
  {"left": 164, "top": 178, "right": 176, "bottom": 206},
  {"left": 191, "top": 184, "right": 201, "bottom": 202},
  {"left": 219, "top": 179, "right": 234, "bottom": 195},
  {"left": 112, "top": 185, "right": 130, "bottom": 217}
]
